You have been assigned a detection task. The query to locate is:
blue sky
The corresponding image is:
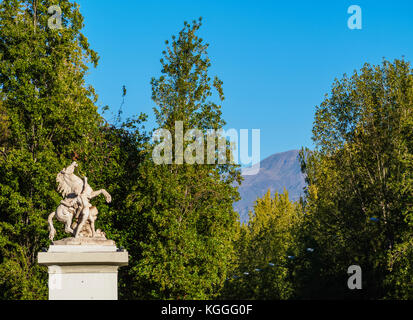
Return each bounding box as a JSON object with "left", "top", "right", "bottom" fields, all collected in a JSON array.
[{"left": 78, "top": 0, "right": 413, "bottom": 161}]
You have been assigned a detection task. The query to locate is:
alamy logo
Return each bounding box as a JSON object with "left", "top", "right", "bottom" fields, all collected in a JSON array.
[
  {"left": 48, "top": 5, "right": 63, "bottom": 30},
  {"left": 347, "top": 5, "right": 362, "bottom": 30},
  {"left": 347, "top": 265, "right": 362, "bottom": 289},
  {"left": 152, "top": 121, "right": 261, "bottom": 175}
]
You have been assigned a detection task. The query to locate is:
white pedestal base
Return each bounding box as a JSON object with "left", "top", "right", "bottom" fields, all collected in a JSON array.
[{"left": 38, "top": 245, "right": 128, "bottom": 300}]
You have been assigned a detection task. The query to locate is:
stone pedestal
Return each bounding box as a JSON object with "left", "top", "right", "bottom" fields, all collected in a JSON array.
[{"left": 38, "top": 241, "right": 128, "bottom": 300}]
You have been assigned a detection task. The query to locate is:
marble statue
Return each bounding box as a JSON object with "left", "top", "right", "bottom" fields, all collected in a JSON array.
[{"left": 48, "top": 161, "right": 112, "bottom": 242}]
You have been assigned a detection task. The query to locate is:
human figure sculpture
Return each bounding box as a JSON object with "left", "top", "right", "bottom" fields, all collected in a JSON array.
[{"left": 48, "top": 161, "right": 112, "bottom": 241}]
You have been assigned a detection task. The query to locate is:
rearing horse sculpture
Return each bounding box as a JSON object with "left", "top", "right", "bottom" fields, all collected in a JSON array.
[{"left": 48, "top": 161, "right": 112, "bottom": 241}]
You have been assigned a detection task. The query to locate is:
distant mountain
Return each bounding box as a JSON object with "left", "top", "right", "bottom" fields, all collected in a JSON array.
[{"left": 234, "top": 150, "right": 306, "bottom": 223}]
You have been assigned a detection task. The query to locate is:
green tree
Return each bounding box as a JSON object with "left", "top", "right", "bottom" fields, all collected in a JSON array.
[
  {"left": 118, "top": 19, "right": 241, "bottom": 299},
  {"left": 222, "top": 190, "right": 303, "bottom": 299},
  {"left": 297, "top": 59, "right": 413, "bottom": 299},
  {"left": 0, "top": 0, "right": 112, "bottom": 299},
  {"left": 0, "top": 100, "right": 9, "bottom": 147},
  {"left": 385, "top": 238, "right": 413, "bottom": 299}
]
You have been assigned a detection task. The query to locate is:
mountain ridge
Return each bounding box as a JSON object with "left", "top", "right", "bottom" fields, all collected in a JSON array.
[{"left": 234, "top": 149, "right": 306, "bottom": 223}]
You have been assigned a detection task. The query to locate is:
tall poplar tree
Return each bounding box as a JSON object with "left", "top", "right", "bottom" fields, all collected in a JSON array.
[
  {"left": 297, "top": 59, "right": 413, "bottom": 299},
  {"left": 119, "top": 19, "right": 242, "bottom": 299}
]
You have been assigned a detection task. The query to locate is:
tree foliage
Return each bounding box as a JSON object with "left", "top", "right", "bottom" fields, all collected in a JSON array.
[
  {"left": 0, "top": 0, "right": 150, "bottom": 299},
  {"left": 221, "top": 190, "right": 303, "bottom": 299},
  {"left": 118, "top": 19, "right": 241, "bottom": 300},
  {"left": 0, "top": 0, "right": 103, "bottom": 299},
  {"left": 296, "top": 59, "right": 413, "bottom": 299}
]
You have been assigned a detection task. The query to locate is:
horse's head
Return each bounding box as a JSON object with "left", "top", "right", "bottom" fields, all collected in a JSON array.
[
  {"left": 57, "top": 162, "right": 81, "bottom": 197},
  {"left": 61, "top": 161, "right": 78, "bottom": 175}
]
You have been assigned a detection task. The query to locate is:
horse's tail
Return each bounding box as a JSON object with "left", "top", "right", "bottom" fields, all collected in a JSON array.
[{"left": 48, "top": 211, "right": 56, "bottom": 241}]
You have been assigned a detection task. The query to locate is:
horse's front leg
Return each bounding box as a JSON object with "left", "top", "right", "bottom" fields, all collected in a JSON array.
[{"left": 90, "top": 189, "right": 112, "bottom": 203}]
